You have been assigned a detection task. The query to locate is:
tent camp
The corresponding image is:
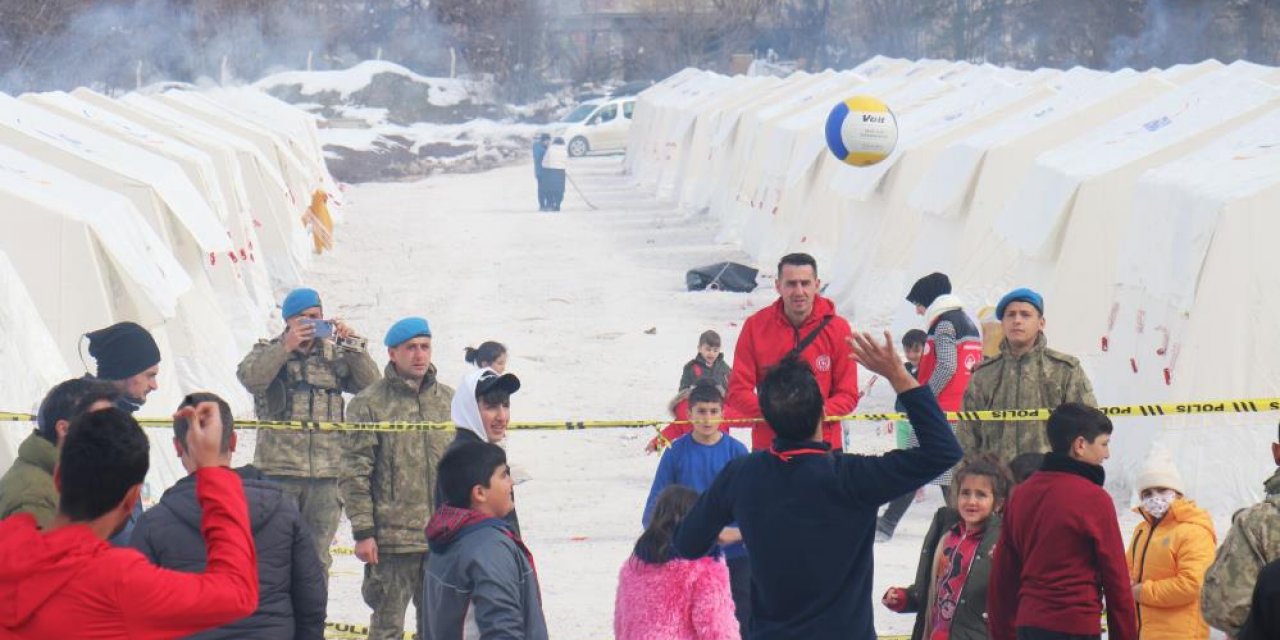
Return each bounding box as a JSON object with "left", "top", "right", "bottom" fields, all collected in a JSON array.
[
  {"left": 624, "top": 58, "right": 1280, "bottom": 521},
  {"left": 0, "top": 93, "right": 254, "bottom": 415},
  {"left": 92, "top": 90, "right": 312, "bottom": 290},
  {"left": 21, "top": 90, "right": 275, "bottom": 330}
]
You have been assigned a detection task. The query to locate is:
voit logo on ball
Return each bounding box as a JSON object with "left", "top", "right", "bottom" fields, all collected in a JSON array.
[{"left": 825, "top": 95, "right": 899, "bottom": 166}]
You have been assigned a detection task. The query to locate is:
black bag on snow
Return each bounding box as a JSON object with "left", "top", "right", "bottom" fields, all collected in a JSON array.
[{"left": 686, "top": 262, "right": 758, "bottom": 292}]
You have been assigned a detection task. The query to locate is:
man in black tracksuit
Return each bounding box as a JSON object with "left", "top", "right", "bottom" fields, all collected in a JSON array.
[
  {"left": 674, "top": 331, "right": 963, "bottom": 639},
  {"left": 130, "top": 393, "right": 327, "bottom": 639}
]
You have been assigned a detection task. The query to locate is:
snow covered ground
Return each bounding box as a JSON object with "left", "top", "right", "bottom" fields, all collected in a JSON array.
[{"left": 234, "top": 156, "right": 1152, "bottom": 638}]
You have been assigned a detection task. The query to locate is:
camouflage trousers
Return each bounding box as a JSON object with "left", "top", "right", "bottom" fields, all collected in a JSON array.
[
  {"left": 362, "top": 551, "right": 426, "bottom": 640},
  {"left": 270, "top": 476, "right": 342, "bottom": 573}
]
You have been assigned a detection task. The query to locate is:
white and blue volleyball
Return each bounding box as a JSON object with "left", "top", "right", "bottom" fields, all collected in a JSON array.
[{"left": 825, "top": 95, "right": 898, "bottom": 166}]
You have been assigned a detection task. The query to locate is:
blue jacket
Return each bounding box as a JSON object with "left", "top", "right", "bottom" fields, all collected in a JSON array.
[
  {"left": 643, "top": 432, "right": 748, "bottom": 558},
  {"left": 532, "top": 141, "right": 548, "bottom": 176},
  {"left": 673, "top": 385, "right": 963, "bottom": 639}
]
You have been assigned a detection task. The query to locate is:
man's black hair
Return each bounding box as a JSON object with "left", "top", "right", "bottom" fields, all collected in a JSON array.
[
  {"left": 901, "top": 329, "right": 928, "bottom": 349},
  {"left": 58, "top": 408, "right": 149, "bottom": 521},
  {"left": 438, "top": 441, "right": 508, "bottom": 508},
  {"left": 777, "top": 252, "right": 818, "bottom": 278},
  {"left": 35, "top": 378, "right": 118, "bottom": 444},
  {"left": 173, "top": 392, "right": 234, "bottom": 455},
  {"left": 688, "top": 380, "right": 724, "bottom": 407},
  {"left": 1046, "top": 403, "right": 1113, "bottom": 455},
  {"left": 758, "top": 356, "right": 824, "bottom": 441}
]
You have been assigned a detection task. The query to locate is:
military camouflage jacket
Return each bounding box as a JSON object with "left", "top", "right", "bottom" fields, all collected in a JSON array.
[
  {"left": 957, "top": 333, "right": 1096, "bottom": 464},
  {"left": 237, "top": 335, "right": 381, "bottom": 478},
  {"left": 340, "top": 363, "right": 455, "bottom": 554},
  {"left": 1201, "top": 469, "right": 1280, "bottom": 636}
]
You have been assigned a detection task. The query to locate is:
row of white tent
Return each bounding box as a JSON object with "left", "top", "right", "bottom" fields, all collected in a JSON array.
[
  {"left": 0, "top": 85, "right": 340, "bottom": 492},
  {"left": 625, "top": 57, "right": 1280, "bottom": 519}
]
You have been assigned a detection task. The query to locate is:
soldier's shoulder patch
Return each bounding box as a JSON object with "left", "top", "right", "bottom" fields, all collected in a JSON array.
[
  {"left": 1042, "top": 348, "right": 1082, "bottom": 367},
  {"left": 972, "top": 355, "right": 1003, "bottom": 371}
]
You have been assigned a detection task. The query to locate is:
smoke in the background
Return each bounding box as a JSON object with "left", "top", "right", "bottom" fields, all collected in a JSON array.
[
  {"left": 0, "top": 0, "right": 456, "bottom": 94},
  {"left": 5, "top": 0, "right": 1280, "bottom": 96}
]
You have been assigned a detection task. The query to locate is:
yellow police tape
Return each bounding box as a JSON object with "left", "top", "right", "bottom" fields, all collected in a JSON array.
[
  {"left": 325, "top": 621, "right": 414, "bottom": 639},
  {"left": 3, "top": 397, "right": 1279, "bottom": 433}
]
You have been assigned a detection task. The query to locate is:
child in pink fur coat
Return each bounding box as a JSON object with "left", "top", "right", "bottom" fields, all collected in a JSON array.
[{"left": 614, "top": 486, "right": 741, "bottom": 640}]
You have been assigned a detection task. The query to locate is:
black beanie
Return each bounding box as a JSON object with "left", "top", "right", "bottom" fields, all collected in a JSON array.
[
  {"left": 86, "top": 322, "right": 161, "bottom": 380},
  {"left": 906, "top": 272, "right": 952, "bottom": 308}
]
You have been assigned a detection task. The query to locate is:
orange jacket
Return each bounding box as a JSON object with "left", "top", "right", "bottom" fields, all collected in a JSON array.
[{"left": 1126, "top": 498, "right": 1217, "bottom": 639}]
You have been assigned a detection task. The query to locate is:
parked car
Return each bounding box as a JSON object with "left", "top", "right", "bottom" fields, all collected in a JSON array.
[{"left": 547, "top": 96, "right": 636, "bottom": 157}]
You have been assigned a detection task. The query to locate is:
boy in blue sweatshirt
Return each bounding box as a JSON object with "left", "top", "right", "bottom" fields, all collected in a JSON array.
[
  {"left": 643, "top": 380, "right": 750, "bottom": 634},
  {"left": 674, "top": 331, "right": 963, "bottom": 639}
]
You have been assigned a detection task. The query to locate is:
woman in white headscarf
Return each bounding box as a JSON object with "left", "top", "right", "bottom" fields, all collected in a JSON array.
[{"left": 443, "top": 367, "right": 523, "bottom": 534}]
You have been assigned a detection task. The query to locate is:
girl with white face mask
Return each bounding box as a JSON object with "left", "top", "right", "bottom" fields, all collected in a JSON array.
[{"left": 1126, "top": 445, "right": 1218, "bottom": 639}]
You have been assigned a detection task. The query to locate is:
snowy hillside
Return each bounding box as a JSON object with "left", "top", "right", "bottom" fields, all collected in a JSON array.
[{"left": 256, "top": 61, "right": 565, "bottom": 181}]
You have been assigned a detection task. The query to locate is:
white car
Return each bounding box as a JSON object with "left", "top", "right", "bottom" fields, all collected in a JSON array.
[{"left": 549, "top": 97, "right": 636, "bottom": 157}]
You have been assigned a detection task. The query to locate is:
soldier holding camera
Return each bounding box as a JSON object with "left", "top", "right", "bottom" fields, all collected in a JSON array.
[{"left": 237, "top": 287, "right": 381, "bottom": 572}]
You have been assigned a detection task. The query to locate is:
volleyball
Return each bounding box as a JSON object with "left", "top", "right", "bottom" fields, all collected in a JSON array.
[{"left": 825, "top": 95, "right": 898, "bottom": 166}]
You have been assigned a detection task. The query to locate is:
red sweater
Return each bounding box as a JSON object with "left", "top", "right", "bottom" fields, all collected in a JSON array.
[
  {"left": 0, "top": 467, "right": 259, "bottom": 639},
  {"left": 726, "top": 296, "right": 858, "bottom": 450},
  {"left": 988, "top": 454, "right": 1138, "bottom": 640}
]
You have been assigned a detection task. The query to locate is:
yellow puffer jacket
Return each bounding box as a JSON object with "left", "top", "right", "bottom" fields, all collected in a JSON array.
[{"left": 1126, "top": 498, "right": 1217, "bottom": 639}]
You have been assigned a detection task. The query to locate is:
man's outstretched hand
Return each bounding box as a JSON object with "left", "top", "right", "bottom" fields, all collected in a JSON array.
[
  {"left": 174, "top": 401, "right": 226, "bottom": 469},
  {"left": 847, "top": 331, "right": 919, "bottom": 395}
]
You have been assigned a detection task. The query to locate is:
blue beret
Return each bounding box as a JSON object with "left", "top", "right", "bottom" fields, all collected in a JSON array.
[
  {"left": 385, "top": 317, "right": 432, "bottom": 347},
  {"left": 996, "top": 287, "right": 1044, "bottom": 319},
  {"left": 282, "top": 288, "right": 321, "bottom": 319}
]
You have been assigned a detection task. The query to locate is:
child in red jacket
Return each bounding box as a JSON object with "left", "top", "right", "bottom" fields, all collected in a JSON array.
[
  {"left": 0, "top": 403, "right": 258, "bottom": 639},
  {"left": 987, "top": 403, "right": 1137, "bottom": 640}
]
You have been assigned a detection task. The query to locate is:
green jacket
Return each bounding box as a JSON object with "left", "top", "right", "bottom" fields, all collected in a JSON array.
[
  {"left": 340, "top": 363, "right": 455, "bottom": 554},
  {"left": 902, "top": 508, "right": 1001, "bottom": 640},
  {"left": 1201, "top": 469, "right": 1280, "bottom": 636},
  {"left": 0, "top": 432, "right": 59, "bottom": 529},
  {"left": 957, "top": 333, "right": 1096, "bottom": 464},
  {"left": 237, "top": 335, "right": 381, "bottom": 478}
]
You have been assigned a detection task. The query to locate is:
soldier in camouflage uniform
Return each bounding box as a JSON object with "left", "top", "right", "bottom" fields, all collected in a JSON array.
[
  {"left": 237, "top": 288, "right": 380, "bottom": 572},
  {"left": 1201, "top": 429, "right": 1280, "bottom": 637},
  {"left": 341, "top": 317, "right": 455, "bottom": 640},
  {"left": 957, "top": 288, "right": 1096, "bottom": 464}
]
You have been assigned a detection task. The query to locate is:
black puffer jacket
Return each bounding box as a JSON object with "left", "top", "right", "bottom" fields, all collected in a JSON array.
[{"left": 130, "top": 466, "right": 327, "bottom": 639}]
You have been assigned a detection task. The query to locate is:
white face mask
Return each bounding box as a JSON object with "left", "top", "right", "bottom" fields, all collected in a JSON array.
[{"left": 1141, "top": 489, "right": 1178, "bottom": 519}]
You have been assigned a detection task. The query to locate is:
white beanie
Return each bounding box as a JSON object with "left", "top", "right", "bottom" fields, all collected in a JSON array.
[{"left": 1135, "top": 444, "right": 1185, "bottom": 495}]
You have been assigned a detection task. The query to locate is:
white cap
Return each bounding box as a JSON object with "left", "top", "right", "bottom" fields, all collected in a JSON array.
[{"left": 1135, "top": 443, "right": 1185, "bottom": 495}]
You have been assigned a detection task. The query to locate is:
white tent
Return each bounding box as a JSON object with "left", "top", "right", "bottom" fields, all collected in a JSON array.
[
  {"left": 95, "top": 91, "right": 311, "bottom": 291},
  {"left": 196, "top": 87, "right": 342, "bottom": 211},
  {"left": 0, "top": 147, "right": 200, "bottom": 495},
  {"left": 21, "top": 90, "right": 275, "bottom": 334},
  {"left": 155, "top": 91, "right": 320, "bottom": 221},
  {"left": 0, "top": 94, "right": 253, "bottom": 415},
  {"left": 0, "top": 250, "right": 71, "bottom": 470}
]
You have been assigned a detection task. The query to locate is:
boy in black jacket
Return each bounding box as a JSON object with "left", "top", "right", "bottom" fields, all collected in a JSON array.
[
  {"left": 674, "top": 331, "right": 963, "bottom": 639},
  {"left": 678, "top": 329, "right": 732, "bottom": 391},
  {"left": 130, "top": 393, "right": 327, "bottom": 639}
]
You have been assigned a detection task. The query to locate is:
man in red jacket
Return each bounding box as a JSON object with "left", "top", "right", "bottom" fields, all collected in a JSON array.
[
  {"left": 727, "top": 252, "right": 859, "bottom": 451},
  {"left": 987, "top": 403, "right": 1137, "bottom": 640},
  {"left": 0, "top": 401, "right": 259, "bottom": 639}
]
